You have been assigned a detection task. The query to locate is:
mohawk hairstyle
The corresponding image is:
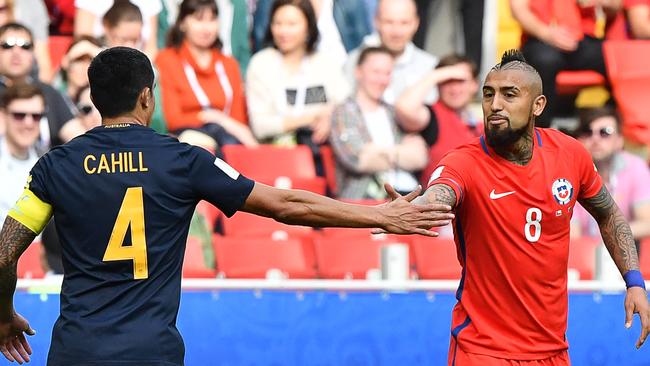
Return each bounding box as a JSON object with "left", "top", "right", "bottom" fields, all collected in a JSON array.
[
  {"left": 492, "top": 49, "right": 537, "bottom": 74},
  {"left": 500, "top": 49, "right": 527, "bottom": 65}
]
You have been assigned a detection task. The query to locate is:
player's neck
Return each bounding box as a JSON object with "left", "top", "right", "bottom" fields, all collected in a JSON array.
[
  {"left": 103, "top": 115, "right": 147, "bottom": 127},
  {"left": 493, "top": 132, "right": 534, "bottom": 166}
]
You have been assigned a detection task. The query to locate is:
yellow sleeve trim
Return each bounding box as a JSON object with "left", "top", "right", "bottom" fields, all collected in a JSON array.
[{"left": 8, "top": 189, "right": 53, "bottom": 234}]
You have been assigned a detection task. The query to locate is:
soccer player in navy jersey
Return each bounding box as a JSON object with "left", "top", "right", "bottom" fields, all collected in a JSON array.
[{"left": 0, "top": 47, "right": 455, "bottom": 365}]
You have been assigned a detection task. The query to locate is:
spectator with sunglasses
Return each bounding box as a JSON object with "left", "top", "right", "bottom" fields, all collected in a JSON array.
[
  {"left": 0, "top": 83, "right": 45, "bottom": 224},
  {"left": 59, "top": 85, "right": 101, "bottom": 142},
  {"left": 571, "top": 106, "right": 650, "bottom": 278},
  {"left": 0, "top": 22, "right": 75, "bottom": 149}
]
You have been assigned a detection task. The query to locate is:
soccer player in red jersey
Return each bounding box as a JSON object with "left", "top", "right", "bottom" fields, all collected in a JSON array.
[{"left": 419, "top": 49, "right": 650, "bottom": 365}]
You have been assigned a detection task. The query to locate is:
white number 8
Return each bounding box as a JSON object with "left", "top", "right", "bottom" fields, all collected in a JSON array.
[{"left": 525, "top": 207, "right": 542, "bottom": 243}]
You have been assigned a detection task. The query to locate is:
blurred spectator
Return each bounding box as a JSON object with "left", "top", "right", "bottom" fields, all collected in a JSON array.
[
  {"left": 156, "top": 0, "right": 257, "bottom": 148},
  {"left": 344, "top": 0, "right": 437, "bottom": 105},
  {"left": 46, "top": 0, "right": 76, "bottom": 35},
  {"left": 0, "top": 83, "right": 45, "bottom": 224},
  {"left": 396, "top": 54, "right": 481, "bottom": 185},
  {"left": 59, "top": 85, "right": 102, "bottom": 142},
  {"left": 246, "top": 0, "right": 349, "bottom": 147},
  {"left": 510, "top": 0, "right": 613, "bottom": 127},
  {"left": 0, "top": 23, "right": 75, "bottom": 148},
  {"left": 0, "top": 0, "right": 54, "bottom": 82},
  {"left": 607, "top": 0, "right": 650, "bottom": 39},
  {"left": 330, "top": 47, "right": 426, "bottom": 199},
  {"left": 572, "top": 106, "right": 650, "bottom": 241},
  {"left": 216, "top": 0, "right": 253, "bottom": 75},
  {"left": 571, "top": 106, "right": 650, "bottom": 282},
  {"left": 55, "top": 36, "right": 102, "bottom": 106},
  {"left": 74, "top": 0, "right": 161, "bottom": 59},
  {"left": 252, "top": 0, "right": 371, "bottom": 60},
  {"left": 414, "top": 0, "right": 484, "bottom": 71}
]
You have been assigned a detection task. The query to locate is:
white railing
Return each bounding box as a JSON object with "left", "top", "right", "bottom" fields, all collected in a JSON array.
[{"left": 16, "top": 278, "right": 637, "bottom": 292}]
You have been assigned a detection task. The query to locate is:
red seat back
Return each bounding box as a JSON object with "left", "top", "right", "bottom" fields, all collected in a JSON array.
[
  {"left": 213, "top": 237, "right": 316, "bottom": 279},
  {"left": 410, "top": 237, "right": 461, "bottom": 280},
  {"left": 319, "top": 145, "right": 338, "bottom": 195},
  {"left": 48, "top": 35, "right": 73, "bottom": 73},
  {"left": 222, "top": 145, "right": 318, "bottom": 179},
  {"left": 222, "top": 211, "right": 313, "bottom": 238},
  {"left": 568, "top": 236, "right": 599, "bottom": 280},
  {"left": 603, "top": 40, "right": 650, "bottom": 145},
  {"left": 182, "top": 237, "right": 217, "bottom": 278},
  {"left": 17, "top": 241, "right": 45, "bottom": 279},
  {"left": 555, "top": 70, "right": 606, "bottom": 95}
]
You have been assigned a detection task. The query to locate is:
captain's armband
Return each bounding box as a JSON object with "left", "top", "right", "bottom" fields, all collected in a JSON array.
[{"left": 8, "top": 188, "right": 53, "bottom": 234}]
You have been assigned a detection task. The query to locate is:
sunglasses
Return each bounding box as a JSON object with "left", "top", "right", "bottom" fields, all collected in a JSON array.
[
  {"left": 1, "top": 37, "right": 33, "bottom": 51},
  {"left": 78, "top": 104, "right": 93, "bottom": 116},
  {"left": 9, "top": 111, "right": 43, "bottom": 121},
  {"left": 579, "top": 126, "right": 616, "bottom": 139}
]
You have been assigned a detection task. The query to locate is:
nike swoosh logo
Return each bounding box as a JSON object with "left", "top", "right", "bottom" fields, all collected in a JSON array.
[{"left": 490, "top": 189, "right": 516, "bottom": 200}]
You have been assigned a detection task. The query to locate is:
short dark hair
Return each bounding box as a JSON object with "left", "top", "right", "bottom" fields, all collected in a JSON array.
[
  {"left": 166, "top": 0, "right": 222, "bottom": 49},
  {"left": 264, "top": 0, "right": 319, "bottom": 54},
  {"left": 1, "top": 83, "right": 45, "bottom": 109},
  {"left": 357, "top": 46, "right": 392, "bottom": 66},
  {"left": 87, "top": 47, "right": 154, "bottom": 118},
  {"left": 578, "top": 106, "right": 622, "bottom": 134},
  {"left": 0, "top": 22, "right": 34, "bottom": 44},
  {"left": 103, "top": 0, "right": 143, "bottom": 29},
  {"left": 436, "top": 54, "right": 479, "bottom": 78}
]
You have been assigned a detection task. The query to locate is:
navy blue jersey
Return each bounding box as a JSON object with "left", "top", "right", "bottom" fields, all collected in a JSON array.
[{"left": 26, "top": 124, "right": 254, "bottom": 365}]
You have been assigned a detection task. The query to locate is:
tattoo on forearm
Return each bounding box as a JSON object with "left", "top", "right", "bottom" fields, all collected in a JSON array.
[
  {"left": 579, "top": 186, "right": 639, "bottom": 273},
  {"left": 0, "top": 216, "right": 36, "bottom": 320},
  {"left": 423, "top": 184, "right": 457, "bottom": 208}
]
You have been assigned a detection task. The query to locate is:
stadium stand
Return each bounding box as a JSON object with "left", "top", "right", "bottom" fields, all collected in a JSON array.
[
  {"left": 410, "top": 237, "right": 462, "bottom": 280},
  {"left": 568, "top": 236, "right": 599, "bottom": 280},
  {"left": 213, "top": 237, "right": 317, "bottom": 279},
  {"left": 17, "top": 241, "right": 45, "bottom": 279}
]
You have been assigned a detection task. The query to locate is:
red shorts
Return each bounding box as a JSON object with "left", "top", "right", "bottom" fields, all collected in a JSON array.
[{"left": 448, "top": 338, "right": 570, "bottom": 366}]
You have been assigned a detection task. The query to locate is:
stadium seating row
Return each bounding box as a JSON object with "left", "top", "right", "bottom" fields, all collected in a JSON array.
[{"left": 17, "top": 215, "right": 650, "bottom": 281}]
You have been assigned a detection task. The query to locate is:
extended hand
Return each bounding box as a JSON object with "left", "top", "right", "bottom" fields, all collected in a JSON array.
[
  {"left": 625, "top": 286, "right": 650, "bottom": 349},
  {"left": 0, "top": 311, "right": 35, "bottom": 364},
  {"left": 379, "top": 184, "right": 454, "bottom": 236}
]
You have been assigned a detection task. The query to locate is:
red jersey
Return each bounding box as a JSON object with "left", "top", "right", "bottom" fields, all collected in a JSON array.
[{"left": 428, "top": 128, "right": 602, "bottom": 360}]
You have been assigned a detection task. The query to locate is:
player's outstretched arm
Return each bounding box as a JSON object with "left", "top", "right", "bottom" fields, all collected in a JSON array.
[
  {"left": 412, "top": 183, "right": 458, "bottom": 210},
  {"left": 240, "top": 182, "right": 454, "bottom": 236},
  {"left": 0, "top": 216, "right": 37, "bottom": 364},
  {"left": 579, "top": 185, "right": 650, "bottom": 349}
]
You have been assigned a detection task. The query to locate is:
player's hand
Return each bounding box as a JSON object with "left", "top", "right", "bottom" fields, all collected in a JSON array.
[
  {"left": 377, "top": 184, "right": 454, "bottom": 236},
  {"left": 625, "top": 286, "right": 650, "bottom": 349},
  {"left": 0, "top": 311, "right": 35, "bottom": 364},
  {"left": 543, "top": 25, "right": 579, "bottom": 52}
]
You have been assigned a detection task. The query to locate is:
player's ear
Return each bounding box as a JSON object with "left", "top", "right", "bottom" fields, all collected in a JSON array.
[
  {"left": 139, "top": 87, "right": 152, "bottom": 109},
  {"left": 532, "top": 95, "right": 546, "bottom": 117}
]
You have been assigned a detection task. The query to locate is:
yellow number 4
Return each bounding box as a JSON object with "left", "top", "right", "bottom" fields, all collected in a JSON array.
[{"left": 103, "top": 187, "right": 148, "bottom": 279}]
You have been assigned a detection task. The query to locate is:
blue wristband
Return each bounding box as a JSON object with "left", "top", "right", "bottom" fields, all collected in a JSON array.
[{"left": 623, "top": 270, "right": 646, "bottom": 290}]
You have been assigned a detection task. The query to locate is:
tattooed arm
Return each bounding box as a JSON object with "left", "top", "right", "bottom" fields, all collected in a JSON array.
[
  {"left": 0, "top": 216, "right": 37, "bottom": 363},
  {"left": 578, "top": 186, "right": 638, "bottom": 274},
  {"left": 579, "top": 185, "right": 650, "bottom": 349},
  {"left": 413, "top": 184, "right": 458, "bottom": 210}
]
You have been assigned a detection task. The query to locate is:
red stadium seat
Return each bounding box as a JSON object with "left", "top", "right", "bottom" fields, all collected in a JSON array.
[
  {"left": 410, "top": 237, "right": 462, "bottom": 280},
  {"left": 568, "top": 237, "right": 599, "bottom": 280},
  {"left": 48, "top": 35, "right": 73, "bottom": 73},
  {"left": 221, "top": 211, "right": 313, "bottom": 239},
  {"left": 555, "top": 70, "right": 606, "bottom": 95},
  {"left": 319, "top": 145, "right": 338, "bottom": 195},
  {"left": 603, "top": 40, "right": 650, "bottom": 145},
  {"left": 213, "top": 237, "right": 317, "bottom": 279},
  {"left": 314, "top": 236, "right": 411, "bottom": 279},
  {"left": 17, "top": 241, "right": 45, "bottom": 279},
  {"left": 221, "top": 144, "right": 326, "bottom": 194},
  {"left": 195, "top": 200, "right": 221, "bottom": 229},
  {"left": 182, "top": 237, "right": 217, "bottom": 278}
]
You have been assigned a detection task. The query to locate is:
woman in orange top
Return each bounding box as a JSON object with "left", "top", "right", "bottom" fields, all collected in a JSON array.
[{"left": 155, "top": 0, "right": 257, "bottom": 147}]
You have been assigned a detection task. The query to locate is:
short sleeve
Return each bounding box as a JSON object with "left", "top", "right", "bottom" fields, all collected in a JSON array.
[
  {"left": 26, "top": 157, "right": 53, "bottom": 205},
  {"left": 186, "top": 146, "right": 254, "bottom": 217},
  {"left": 425, "top": 149, "right": 470, "bottom": 207},
  {"left": 572, "top": 140, "right": 603, "bottom": 200}
]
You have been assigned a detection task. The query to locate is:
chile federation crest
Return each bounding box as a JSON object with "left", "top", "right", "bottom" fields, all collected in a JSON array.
[{"left": 551, "top": 178, "right": 574, "bottom": 205}]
